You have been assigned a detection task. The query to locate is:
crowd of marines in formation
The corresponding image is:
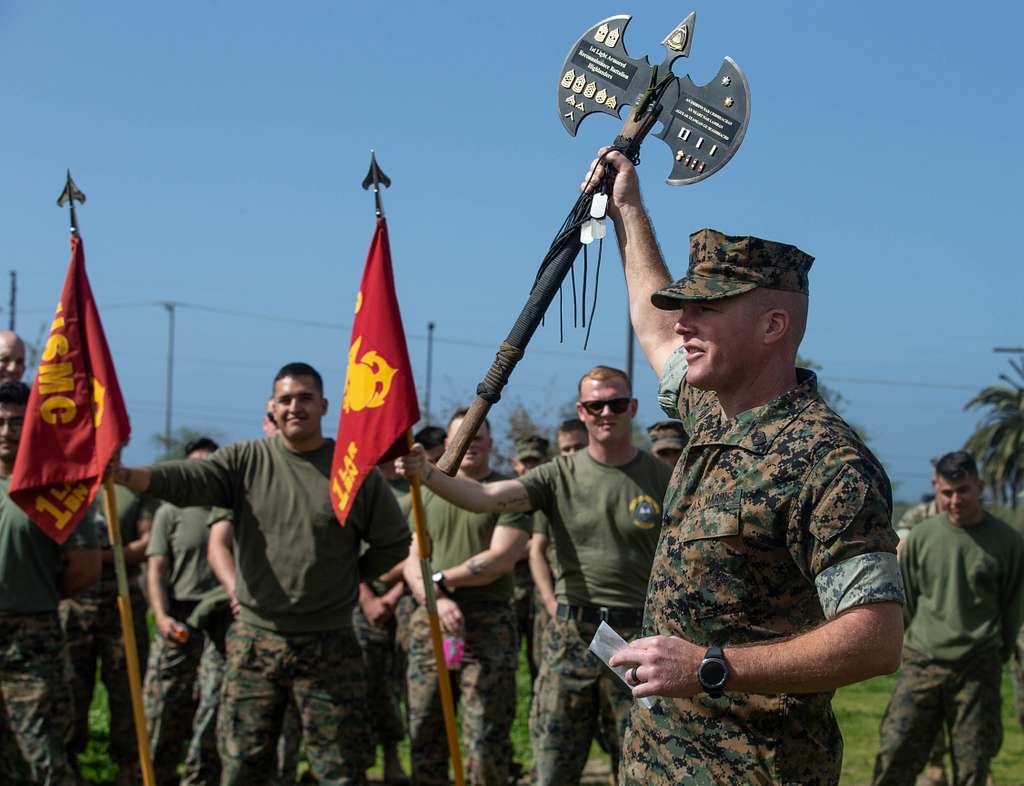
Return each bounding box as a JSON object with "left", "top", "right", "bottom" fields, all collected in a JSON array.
[{"left": 2, "top": 150, "right": 1023, "bottom": 786}]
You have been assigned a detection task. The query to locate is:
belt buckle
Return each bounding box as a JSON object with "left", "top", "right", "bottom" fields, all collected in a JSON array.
[{"left": 599, "top": 606, "right": 610, "bottom": 623}]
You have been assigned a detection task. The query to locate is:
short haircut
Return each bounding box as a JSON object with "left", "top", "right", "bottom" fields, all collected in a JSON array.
[
  {"left": 273, "top": 362, "right": 324, "bottom": 395},
  {"left": 558, "top": 418, "right": 587, "bottom": 435},
  {"left": 415, "top": 425, "right": 447, "bottom": 451},
  {"left": 935, "top": 451, "right": 979, "bottom": 482},
  {"left": 184, "top": 437, "right": 219, "bottom": 456},
  {"left": 578, "top": 365, "right": 632, "bottom": 397},
  {"left": 0, "top": 381, "right": 30, "bottom": 406},
  {"left": 447, "top": 407, "right": 491, "bottom": 435}
]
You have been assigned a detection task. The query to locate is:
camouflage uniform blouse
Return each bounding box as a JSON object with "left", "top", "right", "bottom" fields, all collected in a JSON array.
[{"left": 620, "top": 347, "right": 903, "bottom": 786}]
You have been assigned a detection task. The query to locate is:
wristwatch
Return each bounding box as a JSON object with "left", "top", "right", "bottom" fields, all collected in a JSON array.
[
  {"left": 697, "top": 646, "right": 729, "bottom": 698},
  {"left": 431, "top": 570, "right": 452, "bottom": 598}
]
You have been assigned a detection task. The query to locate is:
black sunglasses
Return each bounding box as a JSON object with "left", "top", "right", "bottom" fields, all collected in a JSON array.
[{"left": 578, "top": 397, "right": 632, "bottom": 416}]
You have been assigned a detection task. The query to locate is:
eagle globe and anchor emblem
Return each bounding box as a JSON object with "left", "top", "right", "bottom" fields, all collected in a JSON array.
[{"left": 341, "top": 291, "right": 401, "bottom": 414}]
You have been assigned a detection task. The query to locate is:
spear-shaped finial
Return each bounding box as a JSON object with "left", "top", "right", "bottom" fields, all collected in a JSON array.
[
  {"left": 361, "top": 150, "right": 391, "bottom": 218},
  {"left": 56, "top": 169, "right": 87, "bottom": 234}
]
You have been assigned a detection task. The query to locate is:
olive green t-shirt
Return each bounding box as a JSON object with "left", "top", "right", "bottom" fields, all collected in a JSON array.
[
  {"left": 416, "top": 470, "right": 532, "bottom": 605},
  {"left": 1, "top": 477, "right": 99, "bottom": 614},
  {"left": 518, "top": 449, "right": 671, "bottom": 608},
  {"left": 901, "top": 511, "right": 1024, "bottom": 662},
  {"left": 146, "top": 503, "right": 219, "bottom": 603},
  {"left": 146, "top": 436, "right": 410, "bottom": 633},
  {"left": 95, "top": 486, "right": 160, "bottom": 580}
]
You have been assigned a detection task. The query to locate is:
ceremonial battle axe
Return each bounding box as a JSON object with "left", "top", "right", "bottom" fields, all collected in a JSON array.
[{"left": 438, "top": 12, "right": 750, "bottom": 475}]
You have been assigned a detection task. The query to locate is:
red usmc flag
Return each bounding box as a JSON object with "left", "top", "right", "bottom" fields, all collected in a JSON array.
[
  {"left": 331, "top": 216, "right": 419, "bottom": 525},
  {"left": 10, "top": 235, "right": 130, "bottom": 543}
]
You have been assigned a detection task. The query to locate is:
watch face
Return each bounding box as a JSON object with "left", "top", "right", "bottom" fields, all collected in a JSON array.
[{"left": 701, "top": 659, "right": 727, "bottom": 688}]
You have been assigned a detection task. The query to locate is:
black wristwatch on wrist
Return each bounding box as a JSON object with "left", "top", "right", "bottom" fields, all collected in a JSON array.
[
  {"left": 697, "top": 645, "right": 729, "bottom": 698},
  {"left": 431, "top": 570, "right": 452, "bottom": 598}
]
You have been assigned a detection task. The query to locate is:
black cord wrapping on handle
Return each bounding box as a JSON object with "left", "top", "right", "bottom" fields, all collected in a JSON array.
[{"left": 476, "top": 341, "right": 525, "bottom": 403}]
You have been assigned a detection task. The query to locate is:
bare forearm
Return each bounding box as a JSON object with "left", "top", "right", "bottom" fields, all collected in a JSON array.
[
  {"left": 445, "top": 549, "right": 517, "bottom": 588},
  {"left": 208, "top": 541, "right": 236, "bottom": 595},
  {"left": 529, "top": 539, "right": 556, "bottom": 609},
  {"left": 378, "top": 559, "right": 406, "bottom": 585},
  {"left": 421, "top": 465, "right": 532, "bottom": 513},
  {"left": 728, "top": 604, "right": 903, "bottom": 694},
  {"left": 147, "top": 561, "right": 172, "bottom": 621}
]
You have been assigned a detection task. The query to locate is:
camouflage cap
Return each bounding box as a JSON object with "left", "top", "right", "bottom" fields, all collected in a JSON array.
[
  {"left": 651, "top": 228, "right": 814, "bottom": 309},
  {"left": 515, "top": 435, "right": 550, "bottom": 462},
  {"left": 647, "top": 420, "right": 686, "bottom": 452}
]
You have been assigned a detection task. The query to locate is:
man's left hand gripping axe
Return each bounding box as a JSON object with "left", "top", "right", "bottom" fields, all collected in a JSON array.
[{"left": 438, "top": 12, "right": 751, "bottom": 475}]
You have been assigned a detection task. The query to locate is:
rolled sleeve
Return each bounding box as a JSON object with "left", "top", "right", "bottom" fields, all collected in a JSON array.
[
  {"left": 657, "top": 345, "right": 689, "bottom": 419},
  {"left": 815, "top": 552, "right": 905, "bottom": 618}
]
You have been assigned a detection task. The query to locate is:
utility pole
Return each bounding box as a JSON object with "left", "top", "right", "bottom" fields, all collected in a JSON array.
[
  {"left": 161, "top": 302, "right": 177, "bottom": 447},
  {"left": 8, "top": 271, "right": 15, "bottom": 330},
  {"left": 425, "top": 321, "right": 435, "bottom": 425}
]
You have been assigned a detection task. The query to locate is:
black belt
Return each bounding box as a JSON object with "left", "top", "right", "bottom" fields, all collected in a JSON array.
[{"left": 556, "top": 603, "right": 643, "bottom": 628}]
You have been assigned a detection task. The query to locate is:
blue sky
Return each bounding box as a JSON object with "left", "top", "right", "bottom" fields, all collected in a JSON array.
[{"left": 3, "top": 1, "right": 1021, "bottom": 500}]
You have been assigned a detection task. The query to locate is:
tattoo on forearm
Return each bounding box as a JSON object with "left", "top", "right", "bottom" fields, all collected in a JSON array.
[
  {"left": 467, "top": 556, "right": 489, "bottom": 575},
  {"left": 496, "top": 491, "right": 529, "bottom": 510}
]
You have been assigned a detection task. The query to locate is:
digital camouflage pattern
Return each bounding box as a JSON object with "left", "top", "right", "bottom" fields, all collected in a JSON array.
[
  {"left": 60, "top": 579, "right": 150, "bottom": 774},
  {"left": 0, "top": 613, "right": 76, "bottom": 786},
  {"left": 871, "top": 647, "right": 1003, "bottom": 786},
  {"left": 143, "top": 628, "right": 206, "bottom": 786},
  {"left": 352, "top": 590, "right": 405, "bottom": 750},
  {"left": 530, "top": 615, "right": 637, "bottom": 786},
  {"left": 650, "top": 228, "right": 813, "bottom": 308},
  {"left": 1013, "top": 628, "right": 1024, "bottom": 729},
  {"left": 620, "top": 350, "right": 902, "bottom": 785},
  {"left": 218, "top": 621, "right": 367, "bottom": 786},
  {"left": 407, "top": 602, "right": 518, "bottom": 786},
  {"left": 513, "top": 557, "right": 539, "bottom": 683},
  {"left": 182, "top": 634, "right": 302, "bottom": 786},
  {"left": 647, "top": 420, "right": 687, "bottom": 453}
]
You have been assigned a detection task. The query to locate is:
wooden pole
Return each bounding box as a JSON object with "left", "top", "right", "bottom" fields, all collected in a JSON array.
[
  {"left": 100, "top": 477, "right": 156, "bottom": 786},
  {"left": 406, "top": 431, "right": 465, "bottom": 786}
]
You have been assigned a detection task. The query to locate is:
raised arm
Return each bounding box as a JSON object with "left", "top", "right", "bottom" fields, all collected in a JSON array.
[
  {"left": 584, "top": 149, "right": 682, "bottom": 377},
  {"left": 395, "top": 445, "right": 533, "bottom": 514}
]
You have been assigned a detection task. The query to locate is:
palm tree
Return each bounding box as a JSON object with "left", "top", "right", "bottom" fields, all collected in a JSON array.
[{"left": 964, "top": 358, "right": 1024, "bottom": 507}]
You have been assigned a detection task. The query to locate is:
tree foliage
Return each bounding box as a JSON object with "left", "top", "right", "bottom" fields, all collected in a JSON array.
[{"left": 964, "top": 358, "right": 1024, "bottom": 508}]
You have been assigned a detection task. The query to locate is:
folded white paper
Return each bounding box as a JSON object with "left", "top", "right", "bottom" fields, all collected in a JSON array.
[{"left": 588, "top": 621, "right": 655, "bottom": 709}]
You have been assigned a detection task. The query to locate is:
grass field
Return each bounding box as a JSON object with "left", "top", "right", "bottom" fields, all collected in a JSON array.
[{"left": 81, "top": 649, "right": 1023, "bottom": 785}]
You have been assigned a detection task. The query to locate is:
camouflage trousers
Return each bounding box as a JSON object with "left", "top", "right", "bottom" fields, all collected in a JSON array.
[
  {"left": 218, "top": 620, "right": 369, "bottom": 786},
  {"left": 144, "top": 622, "right": 217, "bottom": 786},
  {"left": 512, "top": 560, "right": 538, "bottom": 685},
  {"left": 872, "top": 647, "right": 1003, "bottom": 786},
  {"left": 180, "top": 635, "right": 301, "bottom": 786},
  {"left": 531, "top": 595, "right": 550, "bottom": 681},
  {"left": 530, "top": 615, "right": 636, "bottom": 786},
  {"left": 59, "top": 580, "right": 150, "bottom": 770},
  {"left": 352, "top": 601, "right": 405, "bottom": 749},
  {"left": 407, "top": 601, "right": 518, "bottom": 786},
  {"left": 393, "top": 593, "right": 417, "bottom": 714},
  {"left": 0, "top": 613, "right": 77, "bottom": 786}
]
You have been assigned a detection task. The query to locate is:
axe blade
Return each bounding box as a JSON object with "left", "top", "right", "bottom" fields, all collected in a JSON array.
[
  {"left": 555, "top": 15, "right": 652, "bottom": 137},
  {"left": 653, "top": 56, "right": 751, "bottom": 185}
]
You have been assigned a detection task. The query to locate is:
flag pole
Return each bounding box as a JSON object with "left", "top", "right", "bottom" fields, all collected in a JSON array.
[
  {"left": 406, "top": 431, "right": 466, "bottom": 786},
  {"left": 361, "top": 153, "right": 463, "bottom": 784},
  {"left": 58, "top": 173, "right": 156, "bottom": 786},
  {"left": 101, "top": 477, "right": 157, "bottom": 786}
]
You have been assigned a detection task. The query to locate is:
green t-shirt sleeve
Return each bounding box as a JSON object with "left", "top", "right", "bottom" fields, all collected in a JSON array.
[
  {"left": 146, "top": 504, "right": 174, "bottom": 558},
  {"left": 207, "top": 507, "right": 233, "bottom": 527},
  {"left": 495, "top": 508, "right": 533, "bottom": 535},
  {"left": 518, "top": 462, "right": 557, "bottom": 516},
  {"left": 147, "top": 445, "right": 239, "bottom": 510},
  {"left": 532, "top": 510, "right": 550, "bottom": 536},
  {"left": 353, "top": 469, "right": 411, "bottom": 581},
  {"left": 1000, "top": 528, "right": 1024, "bottom": 658}
]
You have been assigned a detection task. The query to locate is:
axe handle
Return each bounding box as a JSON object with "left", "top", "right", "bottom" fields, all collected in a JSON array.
[
  {"left": 437, "top": 102, "right": 663, "bottom": 477},
  {"left": 437, "top": 394, "right": 494, "bottom": 476}
]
